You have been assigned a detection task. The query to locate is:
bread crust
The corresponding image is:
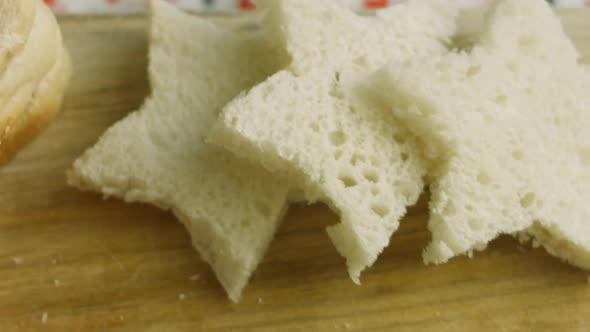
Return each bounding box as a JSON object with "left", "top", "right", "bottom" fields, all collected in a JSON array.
[
  {"left": 0, "top": 0, "right": 71, "bottom": 165},
  {"left": 0, "top": 0, "right": 36, "bottom": 71},
  {"left": 0, "top": 46, "right": 71, "bottom": 165}
]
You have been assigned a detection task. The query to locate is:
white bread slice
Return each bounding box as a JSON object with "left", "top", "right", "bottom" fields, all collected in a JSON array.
[
  {"left": 364, "top": 0, "right": 590, "bottom": 269},
  {"left": 209, "top": 0, "right": 457, "bottom": 282},
  {"left": 67, "top": 0, "right": 289, "bottom": 302},
  {"left": 0, "top": 0, "right": 71, "bottom": 165}
]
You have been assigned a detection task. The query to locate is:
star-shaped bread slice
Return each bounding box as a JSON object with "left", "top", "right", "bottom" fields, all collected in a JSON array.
[
  {"left": 365, "top": 0, "right": 590, "bottom": 269},
  {"left": 67, "top": 0, "right": 289, "bottom": 301},
  {"left": 210, "top": 0, "right": 457, "bottom": 281}
]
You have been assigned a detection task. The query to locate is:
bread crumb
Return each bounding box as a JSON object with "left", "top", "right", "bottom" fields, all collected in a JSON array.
[
  {"left": 110, "top": 254, "right": 125, "bottom": 271},
  {"left": 53, "top": 279, "right": 60, "bottom": 287},
  {"left": 257, "top": 298, "right": 263, "bottom": 304},
  {"left": 189, "top": 274, "right": 200, "bottom": 281},
  {"left": 52, "top": 259, "right": 57, "bottom": 265},
  {"left": 179, "top": 293, "right": 186, "bottom": 300},
  {"left": 120, "top": 315, "right": 124, "bottom": 321},
  {"left": 344, "top": 322, "right": 352, "bottom": 330},
  {"left": 41, "top": 312, "right": 48, "bottom": 324},
  {"left": 10, "top": 257, "right": 23, "bottom": 265}
]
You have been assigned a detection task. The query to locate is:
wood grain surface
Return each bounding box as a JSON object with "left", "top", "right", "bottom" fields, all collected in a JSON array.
[{"left": 1, "top": 10, "right": 590, "bottom": 332}]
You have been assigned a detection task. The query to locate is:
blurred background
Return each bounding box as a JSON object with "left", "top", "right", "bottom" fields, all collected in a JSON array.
[{"left": 43, "top": 0, "right": 590, "bottom": 15}]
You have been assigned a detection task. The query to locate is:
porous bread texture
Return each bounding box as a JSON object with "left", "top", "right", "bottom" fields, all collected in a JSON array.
[
  {"left": 67, "top": 0, "right": 289, "bottom": 302},
  {"left": 365, "top": 0, "right": 590, "bottom": 269},
  {"left": 0, "top": 0, "right": 71, "bottom": 165},
  {"left": 210, "top": 0, "right": 457, "bottom": 281}
]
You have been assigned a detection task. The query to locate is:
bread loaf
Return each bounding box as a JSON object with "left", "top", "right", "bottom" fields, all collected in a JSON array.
[{"left": 0, "top": 0, "right": 71, "bottom": 165}]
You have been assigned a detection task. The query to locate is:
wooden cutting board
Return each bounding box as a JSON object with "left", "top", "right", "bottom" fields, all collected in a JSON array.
[{"left": 1, "top": 10, "right": 590, "bottom": 332}]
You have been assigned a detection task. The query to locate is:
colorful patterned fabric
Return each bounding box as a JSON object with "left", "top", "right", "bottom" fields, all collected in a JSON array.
[{"left": 43, "top": 0, "right": 590, "bottom": 15}]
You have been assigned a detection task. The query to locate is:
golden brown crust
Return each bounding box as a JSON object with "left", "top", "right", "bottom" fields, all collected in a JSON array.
[
  {"left": 0, "top": 46, "right": 71, "bottom": 165},
  {"left": 0, "top": 0, "right": 71, "bottom": 165}
]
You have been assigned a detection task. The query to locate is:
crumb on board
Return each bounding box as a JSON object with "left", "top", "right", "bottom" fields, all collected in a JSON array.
[
  {"left": 189, "top": 274, "right": 200, "bottom": 281},
  {"left": 257, "top": 298, "right": 263, "bottom": 304},
  {"left": 333, "top": 322, "right": 352, "bottom": 330},
  {"left": 179, "top": 293, "right": 186, "bottom": 300},
  {"left": 120, "top": 315, "right": 124, "bottom": 321},
  {"left": 52, "top": 259, "right": 57, "bottom": 265},
  {"left": 10, "top": 257, "right": 23, "bottom": 265},
  {"left": 41, "top": 312, "right": 48, "bottom": 324},
  {"left": 53, "top": 279, "right": 60, "bottom": 287}
]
